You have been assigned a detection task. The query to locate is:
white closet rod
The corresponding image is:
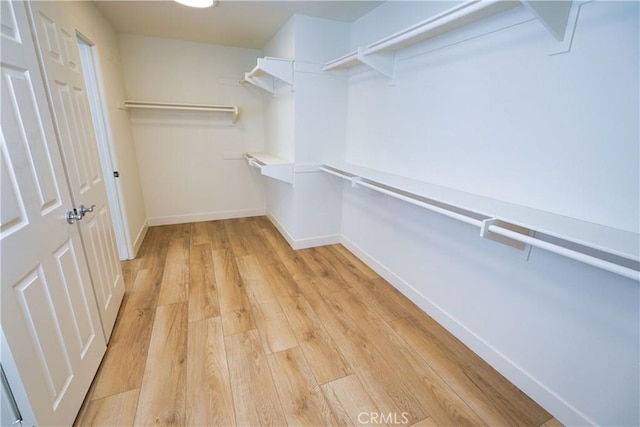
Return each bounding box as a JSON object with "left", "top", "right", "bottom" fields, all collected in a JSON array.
[
  {"left": 244, "top": 63, "right": 265, "bottom": 80},
  {"left": 354, "top": 179, "right": 484, "bottom": 227},
  {"left": 320, "top": 166, "right": 482, "bottom": 227},
  {"left": 488, "top": 225, "right": 639, "bottom": 281},
  {"left": 122, "top": 101, "right": 239, "bottom": 123},
  {"left": 320, "top": 166, "right": 639, "bottom": 281},
  {"left": 318, "top": 166, "right": 355, "bottom": 180},
  {"left": 123, "top": 101, "right": 236, "bottom": 112},
  {"left": 243, "top": 154, "right": 265, "bottom": 169},
  {"left": 323, "top": 52, "right": 359, "bottom": 70}
]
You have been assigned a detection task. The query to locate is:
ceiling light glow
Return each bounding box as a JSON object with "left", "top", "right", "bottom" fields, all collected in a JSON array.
[{"left": 174, "top": 0, "right": 216, "bottom": 8}]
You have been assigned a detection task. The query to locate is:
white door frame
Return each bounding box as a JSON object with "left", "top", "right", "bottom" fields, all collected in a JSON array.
[{"left": 77, "top": 35, "right": 132, "bottom": 260}]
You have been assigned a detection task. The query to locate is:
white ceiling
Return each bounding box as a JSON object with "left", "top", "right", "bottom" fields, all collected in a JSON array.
[{"left": 93, "top": 0, "right": 383, "bottom": 49}]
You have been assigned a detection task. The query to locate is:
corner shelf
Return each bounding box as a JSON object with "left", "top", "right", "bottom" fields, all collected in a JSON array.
[
  {"left": 323, "top": 0, "right": 576, "bottom": 77},
  {"left": 120, "top": 100, "right": 239, "bottom": 124},
  {"left": 320, "top": 162, "right": 639, "bottom": 281},
  {"left": 241, "top": 57, "right": 294, "bottom": 94},
  {"left": 244, "top": 152, "right": 294, "bottom": 184}
]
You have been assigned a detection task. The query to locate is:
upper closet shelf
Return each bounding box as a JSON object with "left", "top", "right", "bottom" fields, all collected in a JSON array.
[
  {"left": 244, "top": 152, "right": 294, "bottom": 184},
  {"left": 241, "top": 57, "right": 294, "bottom": 94},
  {"left": 320, "top": 162, "right": 639, "bottom": 281},
  {"left": 323, "top": 0, "right": 575, "bottom": 75},
  {"left": 121, "top": 100, "right": 239, "bottom": 123}
]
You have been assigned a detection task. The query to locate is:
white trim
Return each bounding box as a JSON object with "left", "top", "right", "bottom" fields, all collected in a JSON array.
[
  {"left": 339, "top": 234, "right": 595, "bottom": 426},
  {"left": 266, "top": 212, "right": 341, "bottom": 250},
  {"left": 147, "top": 208, "right": 266, "bottom": 227},
  {"left": 292, "top": 233, "right": 342, "bottom": 250},
  {"left": 1, "top": 327, "right": 37, "bottom": 427},
  {"left": 265, "top": 212, "right": 294, "bottom": 246},
  {"left": 77, "top": 38, "right": 132, "bottom": 260},
  {"left": 132, "top": 219, "right": 149, "bottom": 259}
]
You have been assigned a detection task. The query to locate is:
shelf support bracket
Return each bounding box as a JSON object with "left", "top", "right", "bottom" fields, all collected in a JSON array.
[
  {"left": 481, "top": 219, "right": 533, "bottom": 259},
  {"left": 243, "top": 73, "right": 275, "bottom": 94},
  {"left": 522, "top": 0, "right": 573, "bottom": 41},
  {"left": 358, "top": 48, "right": 397, "bottom": 85},
  {"left": 547, "top": 0, "right": 589, "bottom": 55},
  {"left": 523, "top": 0, "right": 587, "bottom": 55},
  {"left": 257, "top": 57, "right": 294, "bottom": 85}
]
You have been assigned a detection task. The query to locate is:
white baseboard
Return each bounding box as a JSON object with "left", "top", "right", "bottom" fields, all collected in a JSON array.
[
  {"left": 292, "top": 234, "right": 342, "bottom": 250},
  {"left": 339, "top": 235, "right": 593, "bottom": 426},
  {"left": 147, "top": 208, "right": 266, "bottom": 227},
  {"left": 266, "top": 212, "right": 341, "bottom": 250},
  {"left": 131, "top": 219, "right": 149, "bottom": 259}
]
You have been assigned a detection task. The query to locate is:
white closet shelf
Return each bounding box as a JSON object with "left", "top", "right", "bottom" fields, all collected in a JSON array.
[
  {"left": 323, "top": 0, "right": 574, "bottom": 74},
  {"left": 244, "top": 152, "right": 294, "bottom": 184},
  {"left": 320, "top": 162, "right": 639, "bottom": 281},
  {"left": 240, "top": 57, "right": 294, "bottom": 94},
  {"left": 121, "top": 100, "right": 239, "bottom": 123}
]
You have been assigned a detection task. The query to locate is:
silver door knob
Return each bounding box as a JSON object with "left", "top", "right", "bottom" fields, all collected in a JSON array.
[
  {"left": 78, "top": 204, "right": 96, "bottom": 216},
  {"left": 66, "top": 210, "right": 83, "bottom": 224}
]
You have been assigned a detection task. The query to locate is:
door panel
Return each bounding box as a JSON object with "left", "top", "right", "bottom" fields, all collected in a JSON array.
[
  {"left": 85, "top": 207, "right": 118, "bottom": 309},
  {"left": 53, "top": 80, "right": 92, "bottom": 194},
  {"left": 0, "top": 138, "right": 27, "bottom": 236},
  {"left": 27, "top": 1, "right": 125, "bottom": 340},
  {"left": 0, "top": 1, "right": 19, "bottom": 41},
  {"left": 0, "top": 1, "right": 106, "bottom": 424},
  {"left": 13, "top": 267, "right": 74, "bottom": 405},
  {"left": 2, "top": 65, "right": 62, "bottom": 212},
  {"left": 54, "top": 241, "right": 98, "bottom": 354}
]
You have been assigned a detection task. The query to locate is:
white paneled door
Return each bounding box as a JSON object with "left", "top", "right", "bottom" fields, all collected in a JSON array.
[
  {"left": 0, "top": 1, "right": 106, "bottom": 425},
  {"left": 27, "top": 1, "right": 125, "bottom": 340}
]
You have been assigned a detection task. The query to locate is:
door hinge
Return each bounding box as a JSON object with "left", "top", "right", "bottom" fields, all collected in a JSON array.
[{"left": 1, "top": 364, "right": 23, "bottom": 426}]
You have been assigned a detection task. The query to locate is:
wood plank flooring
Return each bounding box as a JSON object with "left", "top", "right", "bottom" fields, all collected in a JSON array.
[{"left": 75, "top": 216, "right": 559, "bottom": 427}]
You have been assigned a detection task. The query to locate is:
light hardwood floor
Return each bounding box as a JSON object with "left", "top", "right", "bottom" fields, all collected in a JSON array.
[{"left": 75, "top": 216, "right": 560, "bottom": 426}]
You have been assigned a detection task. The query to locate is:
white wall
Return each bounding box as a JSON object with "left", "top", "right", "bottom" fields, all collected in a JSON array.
[
  {"left": 339, "top": 1, "right": 639, "bottom": 425},
  {"left": 261, "top": 15, "right": 296, "bottom": 162},
  {"left": 293, "top": 15, "right": 350, "bottom": 165},
  {"left": 261, "top": 17, "right": 297, "bottom": 238},
  {"left": 350, "top": 1, "right": 462, "bottom": 49},
  {"left": 53, "top": 1, "right": 147, "bottom": 257},
  {"left": 346, "top": 1, "right": 639, "bottom": 233},
  {"left": 260, "top": 15, "right": 349, "bottom": 247},
  {"left": 118, "top": 34, "right": 266, "bottom": 225}
]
